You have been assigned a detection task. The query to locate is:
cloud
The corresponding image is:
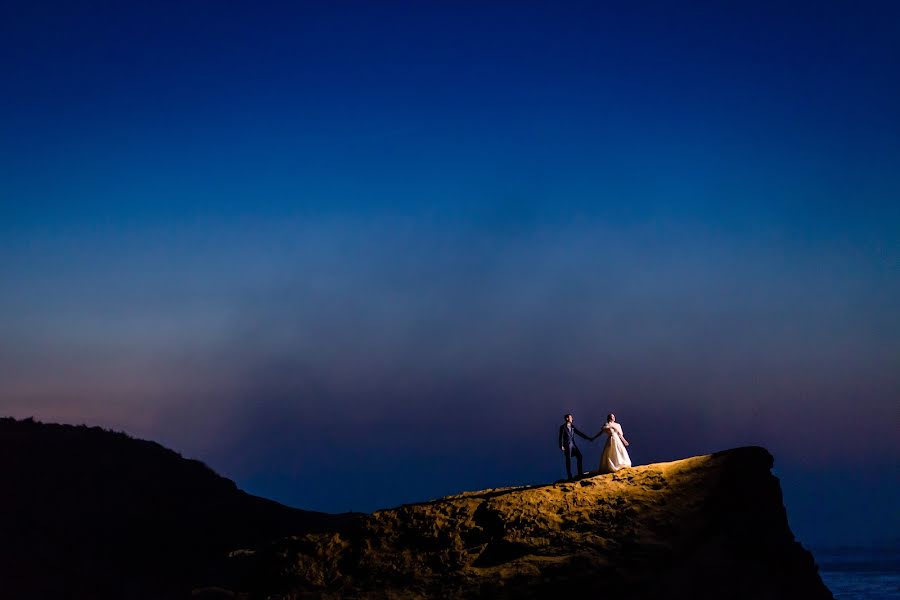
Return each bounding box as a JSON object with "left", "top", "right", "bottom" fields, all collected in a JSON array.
[{"left": 1, "top": 213, "right": 897, "bottom": 505}]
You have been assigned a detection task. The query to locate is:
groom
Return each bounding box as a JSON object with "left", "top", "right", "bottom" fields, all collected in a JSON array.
[{"left": 558, "top": 414, "right": 591, "bottom": 480}]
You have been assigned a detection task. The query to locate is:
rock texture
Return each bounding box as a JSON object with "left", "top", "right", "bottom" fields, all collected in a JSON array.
[{"left": 230, "top": 447, "right": 833, "bottom": 599}]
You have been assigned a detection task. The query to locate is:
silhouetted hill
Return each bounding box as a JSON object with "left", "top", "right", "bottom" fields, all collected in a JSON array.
[{"left": 0, "top": 417, "right": 356, "bottom": 599}]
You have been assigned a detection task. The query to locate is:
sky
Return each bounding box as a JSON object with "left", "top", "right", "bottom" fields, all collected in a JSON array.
[{"left": 1, "top": 1, "right": 898, "bottom": 548}]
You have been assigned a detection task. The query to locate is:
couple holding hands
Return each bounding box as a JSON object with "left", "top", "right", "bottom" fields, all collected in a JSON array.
[{"left": 558, "top": 413, "right": 631, "bottom": 480}]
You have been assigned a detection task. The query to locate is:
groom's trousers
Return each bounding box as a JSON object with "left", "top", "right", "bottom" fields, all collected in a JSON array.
[{"left": 564, "top": 445, "right": 583, "bottom": 480}]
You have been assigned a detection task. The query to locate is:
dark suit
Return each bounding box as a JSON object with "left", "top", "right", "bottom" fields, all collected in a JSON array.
[{"left": 558, "top": 423, "right": 590, "bottom": 480}]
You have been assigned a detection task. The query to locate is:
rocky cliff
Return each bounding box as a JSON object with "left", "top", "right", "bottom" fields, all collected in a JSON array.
[
  {"left": 226, "top": 447, "right": 832, "bottom": 599},
  {"left": 0, "top": 418, "right": 831, "bottom": 599}
]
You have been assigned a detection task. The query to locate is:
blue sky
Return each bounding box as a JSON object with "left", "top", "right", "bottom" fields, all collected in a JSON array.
[{"left": 1, "top": 0, "right": 898, "bottom": 547}]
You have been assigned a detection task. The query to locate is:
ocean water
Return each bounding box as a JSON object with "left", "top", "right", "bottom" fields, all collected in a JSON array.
[{"left": 814, "top": 546, "right": 900, "bottom": 600}]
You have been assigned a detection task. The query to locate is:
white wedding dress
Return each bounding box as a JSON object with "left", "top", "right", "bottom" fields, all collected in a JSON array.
[{"left": 599, "top": 421, "right": 631, "bottom": 473}]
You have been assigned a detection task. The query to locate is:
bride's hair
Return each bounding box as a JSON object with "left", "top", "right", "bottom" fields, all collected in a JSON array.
[{"left": 606, "top": 413, "right": 615, "bottom": 422}]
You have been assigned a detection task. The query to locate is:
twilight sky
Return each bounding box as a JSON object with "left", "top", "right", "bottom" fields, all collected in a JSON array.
[{"left": 1, "top": 1, "right": 898, "bottom": 547}]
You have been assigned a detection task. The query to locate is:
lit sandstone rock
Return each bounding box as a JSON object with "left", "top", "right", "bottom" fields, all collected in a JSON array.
[{"left": 232, "top": 447, "right": 833, "bottom": 599}]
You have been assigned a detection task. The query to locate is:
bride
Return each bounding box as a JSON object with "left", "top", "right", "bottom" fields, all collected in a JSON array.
[{"left": 592, "top": 413, "right": 632, "bottom": 473}]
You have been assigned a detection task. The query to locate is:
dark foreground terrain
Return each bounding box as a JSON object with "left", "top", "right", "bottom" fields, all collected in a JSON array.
[{"left": 0, "top": 417, "right": 355, "bottom": 598}]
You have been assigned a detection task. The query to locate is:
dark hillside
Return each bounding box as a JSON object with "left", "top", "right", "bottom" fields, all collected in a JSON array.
[{"left": 0, "top": 417, "right": 355, "bottom": 598}]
